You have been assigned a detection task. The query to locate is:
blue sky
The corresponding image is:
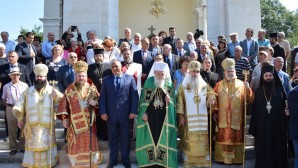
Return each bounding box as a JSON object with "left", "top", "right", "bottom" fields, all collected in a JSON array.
[
  {"left": 0, "top": 0, "right": 44, "bottom": 41},
  {"left": 0, "top": 0, "right": 296, "bottom": 42}
]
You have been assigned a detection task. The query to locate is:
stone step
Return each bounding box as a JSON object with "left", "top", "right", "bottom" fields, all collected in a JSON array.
[{"left": 0, "top": 140, "right": 255, "bottom": 167}]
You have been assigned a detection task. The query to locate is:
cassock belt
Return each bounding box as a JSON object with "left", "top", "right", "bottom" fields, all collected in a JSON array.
[{"left": 6, "top": 103, "right": 14, "bottom": 107}]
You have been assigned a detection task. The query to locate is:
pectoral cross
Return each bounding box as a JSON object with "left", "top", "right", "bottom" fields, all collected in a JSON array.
[{"left": 49, "top": 80, "right": 58, "bottom": 88}]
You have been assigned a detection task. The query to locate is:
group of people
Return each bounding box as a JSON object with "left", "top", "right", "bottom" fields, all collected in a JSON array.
[{"left": 0, "top": 25, "right": 298, "bottom": 168}]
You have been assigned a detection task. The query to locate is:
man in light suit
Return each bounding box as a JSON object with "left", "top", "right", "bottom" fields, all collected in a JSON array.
[
  {"left": 274, "top": 57, "right": 291, "bottom": 95},
  {"left": 99, "top": 60, "right": 139, "bottom": 168},
  {"left": 133, "top": 38, "right": 153, "bottom": 86},
  {"left": 15, "top": 32, "right": 37, "bottom": 82},
  {"left": 57, "top": 52, "right": 78, "bottom": 93},
  {"left": 240, "top": 28, "right": 259, "bottom": 68}
]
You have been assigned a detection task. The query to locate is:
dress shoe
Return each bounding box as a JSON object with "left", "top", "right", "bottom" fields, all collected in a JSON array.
[
  {"left": 10, "top": 150, "right": 17, "bottom": 155},
  {"left": 106, "top": 162, "right": 117, "bottom": 168},
  {"left": 123, "top": 162, "right": 131, "bottom": 168},
  {"left": 20, "top": 150, "right": 25, "bottom": 153}
]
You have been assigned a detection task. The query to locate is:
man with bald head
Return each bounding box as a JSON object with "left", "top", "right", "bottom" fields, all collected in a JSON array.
[
  {"left": 42, "top": 32, "right": 56, "bottom": 59},
  {"left": 118, "top": 28, "right": 133, "bottom": 47},
  {"left": 163, "top": 43, "right": 179, "bottom": 76}
]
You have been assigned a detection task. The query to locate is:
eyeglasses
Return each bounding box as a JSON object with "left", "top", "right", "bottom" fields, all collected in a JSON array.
[
  {"left": 69, "top": 56, "right": 77, "bottom": 59},
  {"left": 294, "top": 70, "right": 298, "bottom": 73}
]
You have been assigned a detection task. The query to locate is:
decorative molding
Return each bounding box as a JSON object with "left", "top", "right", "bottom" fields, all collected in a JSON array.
[{"left": 149, "top": 0, "right": 167, "bottom": 19}]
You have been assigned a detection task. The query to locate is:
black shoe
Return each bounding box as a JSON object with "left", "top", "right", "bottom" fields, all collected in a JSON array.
[
  {"left": 124, "top": 163, "right": 131, "bottom": 168},
  {"left": 20, "top": 150, "right": 25, "bottom": 153},
  {"left": 106, "top": 163, "right": 116, "bottom": 168},
  {"left": 10, "top": 150, "right": 17, "bottom": 155}
]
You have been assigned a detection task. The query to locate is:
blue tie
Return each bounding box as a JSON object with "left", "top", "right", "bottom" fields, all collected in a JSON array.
[{"left": 116, "top": 77, "right": 120, "bottom": 93}]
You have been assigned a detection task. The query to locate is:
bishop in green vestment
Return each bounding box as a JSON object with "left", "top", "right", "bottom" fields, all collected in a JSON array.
[{"left": 136, "top": 62, "right": 177, "bottom": 168}]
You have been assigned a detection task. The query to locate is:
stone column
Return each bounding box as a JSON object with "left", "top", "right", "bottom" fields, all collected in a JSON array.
[
  {"left": 195, "top": 0, "right": 207, "bottom": 40},
  {"left": 40, "top": 0, "right": 62, "bottom": 41}
]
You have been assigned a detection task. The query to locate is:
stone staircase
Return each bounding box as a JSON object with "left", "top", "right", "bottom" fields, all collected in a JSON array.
[{"left": 0, "top": 110, "right": 256, "bottom": 167}]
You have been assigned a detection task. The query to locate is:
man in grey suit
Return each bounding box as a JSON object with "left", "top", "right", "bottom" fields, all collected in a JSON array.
[
  {"left": 15, "top": 32, "right": 37, "bottom": 82},
  {"left": 99, "top": 60, "right": 139, "bottom": 168},
  {"left": 240, "top": 28, "right": 259, "bottom": 68}
]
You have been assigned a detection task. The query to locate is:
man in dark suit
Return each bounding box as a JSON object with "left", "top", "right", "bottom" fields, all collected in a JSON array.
[
  {"left": 200, "top": 57, "right": 219, "bottom": 88},
  {"left": 288, "top": 85, "right": 298, "bottom": 167},
  {"left": 162, "top": 26, "right": 177, "bottom": 49},
  {"left": 270, "top": 32, "right": 286, "bottom": 71},
  {"left": 15, "top": 32, "right": 37, "bottom": 82},
  {"left": 172, "top": 38, "right": 187, "bottom": 56},
  {"left": 99, "top": 60, "right": 139, "bottom": 168},
  {"left": 148, "top": 34, "right": 162, "bottom": 57},
  {"left": 56, "top": 52, "right": 78, "bottom": 93},
  {"left": 133, "top": 38, "right": 153, "bottom": 86}
]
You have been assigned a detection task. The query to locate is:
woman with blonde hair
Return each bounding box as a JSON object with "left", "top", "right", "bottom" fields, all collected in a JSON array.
[{"left": 46, "top": 44, "right": 68, "bottom": 81}]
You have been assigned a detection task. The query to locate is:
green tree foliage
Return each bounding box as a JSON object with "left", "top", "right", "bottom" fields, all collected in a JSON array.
[
  {"left": 19, "top": 25, "right": 43, "bottom": 42},
  {"left": 260, "top": 0, "right": 297, "bottom": 46}
]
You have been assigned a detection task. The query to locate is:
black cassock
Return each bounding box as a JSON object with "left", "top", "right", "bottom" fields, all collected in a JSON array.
[
  {"left": 249, "top": 86, "right": 288, "bottom": 168},
  {"left": 147, "top": 88, "right": 166, "bottom": 146}
]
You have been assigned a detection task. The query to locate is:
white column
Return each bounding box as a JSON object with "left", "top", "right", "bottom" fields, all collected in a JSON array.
[
  {"left": 195, "top": 0, "right": 207, "bottom": 40},
  {"left": 40, "top": 0, "right": 61, "bottom": 41}
]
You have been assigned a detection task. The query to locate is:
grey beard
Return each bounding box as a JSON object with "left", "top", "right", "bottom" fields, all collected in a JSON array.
[{"left": 154, "top": 76, "right": 165, "bottom": 88}]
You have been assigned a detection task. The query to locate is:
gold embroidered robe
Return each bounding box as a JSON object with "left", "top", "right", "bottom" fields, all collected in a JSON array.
[
  {"left": 57, "top": 80, "right": 102, "bottom": 168},
  {"left": 12, "top": 84, "right": 63, "bottom": 168},
  {"left": 176, "top": 74, "right": 217, "bottom": 167},
  {"left": 213, "top": 79, "right": 253, "bottom": 164}
]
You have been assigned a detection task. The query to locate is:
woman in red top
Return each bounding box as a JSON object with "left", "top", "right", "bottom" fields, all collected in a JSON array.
[{"left": 68, "top": 38, "right": 84, "bottom": 61}]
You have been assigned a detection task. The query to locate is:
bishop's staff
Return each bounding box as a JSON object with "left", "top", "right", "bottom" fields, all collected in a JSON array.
[
  {"left": 49, "top": 80, "right": 58, "bottom": 168},
  {"left": 242, "top": 70, "right": 249, "bottom": 168},
  {"left": 87, "top": 88, "right": 96, "bottom": 168},
  {"left": 204, "top": 92, "right": 218, "bottom": 168}
]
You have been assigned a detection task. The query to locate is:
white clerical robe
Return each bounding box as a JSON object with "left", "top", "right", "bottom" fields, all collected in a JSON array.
[{"left": 13, "top": 83, "right": 62, "bottom": 168}]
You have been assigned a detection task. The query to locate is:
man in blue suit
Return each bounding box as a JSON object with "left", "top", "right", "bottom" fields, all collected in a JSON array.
[
  {"left": 56, "top": 52, "right": 77, "bottom": 93},
  {"left": 288, "top": 85, "right": 298, "bottom": 168},
  {"left": 99, "top": 60, "right": 139, "bottom": 168}
]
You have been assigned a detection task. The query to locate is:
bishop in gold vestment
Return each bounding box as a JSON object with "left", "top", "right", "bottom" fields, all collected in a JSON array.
[
  {"left": 176, "top": 61, "right": 217, "bottom": 167},
  {"left": 57, "top": 61, "right": 102, "bottom": 168},
  {"left": 13, "top": 64, "right": 63, "bottom": 168},
  {"left": 213, "top": 58, "right": 253, "bottom": 164}
]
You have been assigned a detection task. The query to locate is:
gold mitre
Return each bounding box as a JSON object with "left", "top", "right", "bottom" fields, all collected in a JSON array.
[
  {"left": 74, "top": 61, "right": 88, "bottom": 73},
  {"left": 222, "top": 58, "right": 235, "bottom": 70},
  {"left": 34, "top": 63, "right": 48, "bottom": 76},
  {"left": 188, "top": 61, "right": 201, "bottom": 71}
]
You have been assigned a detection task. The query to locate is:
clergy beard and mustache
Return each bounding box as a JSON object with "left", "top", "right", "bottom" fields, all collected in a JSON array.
[
  {"left": 154, "top": 76, "right": 165, "bottom": 88},
  {"left": 190, "top": 76, "right": 200, "bottom": 90},
  {"left": 263, "top": 78, "right": 276, "bottom": 97},
  {"left": 34, "top": 79, "right": 47, "bottom": 91}
]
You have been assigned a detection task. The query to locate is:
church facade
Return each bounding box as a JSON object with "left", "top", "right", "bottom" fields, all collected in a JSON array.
[{"left": 40, "top": 0, "right": 261, "bottom": 43}]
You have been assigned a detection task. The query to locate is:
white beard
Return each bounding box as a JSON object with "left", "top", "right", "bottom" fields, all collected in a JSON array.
[
  {"left": 190, "top": 76, "right": 200, "bottom": 91},
  {"left": 154, "top": 76, "right": 165, "bottom": 88}
]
